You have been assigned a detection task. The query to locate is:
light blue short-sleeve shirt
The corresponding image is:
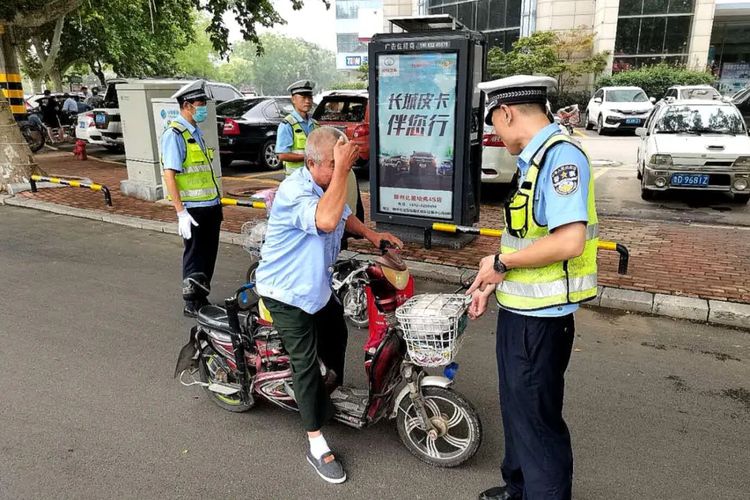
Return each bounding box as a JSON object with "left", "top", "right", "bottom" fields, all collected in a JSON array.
[
  {"left": 275, "top": 110, "right": 316, "bottom": 154},
  {"left": 255, "top": 167, "right": 352, "bottom": 314},
  {"left": 508, "top": 123, "right": 591, "bottom": 318},
  {"left": 160, "top": 115, "right": 220, "bottom": 208}
]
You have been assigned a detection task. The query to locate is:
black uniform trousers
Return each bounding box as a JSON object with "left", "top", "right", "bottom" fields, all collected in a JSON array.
[
  {"left": 263, "top": 296, "right": 348, "bottom": 432},
  {"left": 182, "top": 204, "right": 223, "bottom": 290},
  {"left": 496, "top": 308, "right": 575, "bottom": 500}
]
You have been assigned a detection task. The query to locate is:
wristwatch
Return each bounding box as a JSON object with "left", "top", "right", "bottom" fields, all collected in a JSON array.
[{"left": 493, "top": 254, "right": 508, "bottom": 274}]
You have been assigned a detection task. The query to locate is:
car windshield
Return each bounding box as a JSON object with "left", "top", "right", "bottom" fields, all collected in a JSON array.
[
  {"left": 217, "top": 98, "right": 263, "bottom": 118},
  {"left": 606, "top": 89, "right": 648, "bottom": 102},
  {"left": 654, "top": 105, "right": 746, "bottom": 135},
  {"left": 682, "top": 88, "right": 719, "bottom": 99}
]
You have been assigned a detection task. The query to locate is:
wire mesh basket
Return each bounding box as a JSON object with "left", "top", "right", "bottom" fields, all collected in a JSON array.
[
  {"left": 241, "top": 220, "right": 267, "bottom": 258},
  {"left": 395, "top": 294, "right": 471, "bottom": 367}
]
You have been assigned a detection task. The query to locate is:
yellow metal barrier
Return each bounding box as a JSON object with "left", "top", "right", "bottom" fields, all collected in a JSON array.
[
  {"left": 220, "top": 197, "right": 267, "bottom": 209},
  {"left": 30, "top": 175, "right": 112, "bottom": 206},
  {"left": 426, "top": 223, "right": 629, "bottom": 275}
]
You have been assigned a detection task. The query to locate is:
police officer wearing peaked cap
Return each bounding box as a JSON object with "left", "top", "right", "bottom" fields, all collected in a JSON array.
[
  {"left": 277, "top": 80, "right": 364, "bottom": 248},
  {"left": 161, "top": 80, "right": 223, "bottom": 318},
  {"left": 466, "top": 75, "right": 599, "bottom": 500}
]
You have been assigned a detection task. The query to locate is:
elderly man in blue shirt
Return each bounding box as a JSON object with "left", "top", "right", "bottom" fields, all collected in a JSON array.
[{"left": 256, "top": 126, "right": 401, "bottom": 484}]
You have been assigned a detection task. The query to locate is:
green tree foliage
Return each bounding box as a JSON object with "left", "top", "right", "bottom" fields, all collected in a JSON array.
[
  {"left": 487, "top": 29, "right": 609, "bottom": 94},
  {"left": 217, "top": 34, "right": 336, "bottom": 95},
  {"left": 597, "top": 63, "right": 716, "bottom": 100},
  {"left": 174, "top": 16, "right": 219, "bottom": 79}
]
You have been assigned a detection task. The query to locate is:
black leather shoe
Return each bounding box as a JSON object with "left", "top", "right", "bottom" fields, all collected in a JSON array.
[
  {"left": 478, "top": 486, "right": 522, "bottom": 500},
  {"left": 183, "top": 301, "right": 200, "bottom": 318}
]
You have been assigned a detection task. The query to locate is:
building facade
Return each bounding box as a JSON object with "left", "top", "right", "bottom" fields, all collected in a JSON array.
[{"left": 373, "top": 0, "right": 750, "bottom": 90}]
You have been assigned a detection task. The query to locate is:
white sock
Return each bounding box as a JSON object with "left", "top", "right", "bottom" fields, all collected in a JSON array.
[{"left": 309, "top": 434, "right": 331, "bottom": 460}]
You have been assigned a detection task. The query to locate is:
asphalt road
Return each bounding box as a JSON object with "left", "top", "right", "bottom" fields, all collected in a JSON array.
[{"left": 1, "top": 205, "right": 748, "bottom": 499}]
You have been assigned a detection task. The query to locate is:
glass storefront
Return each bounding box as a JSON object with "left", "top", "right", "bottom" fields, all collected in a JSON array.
[
  {"left": 613, "top": 0, "right": 694, "bottom": 72},
  {"left": 709, "top": 20, "right": 750, "bottom": 94},
  {"left": 426, "top": 0, "right": 522, "bottom": 51}
]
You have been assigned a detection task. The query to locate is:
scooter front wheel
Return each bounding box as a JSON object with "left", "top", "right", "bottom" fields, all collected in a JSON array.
[
  {"left": 396, "top": 386, "right": 482, "bottom": 467},
  {"left": 198, "top": 353, "right": 254, "bottom": 412}
]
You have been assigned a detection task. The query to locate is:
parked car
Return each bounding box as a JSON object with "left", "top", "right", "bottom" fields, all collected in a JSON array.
[
  {"left": 313, "top": 91, "right": 369, "bottom": 169},
  {"left": 409, "top": 151, "right": 437, "bottom": 175},
  {"left": 216, "top": 96, "right": 296, "bottom": 170},
  {"left": 635, "top": 99, "right": 750, "bottom": 204},
  {"left": 732, "top": 86, "right": 750, "bottom": 129},
  {"left": 92, "top": 79, "right": 242, "bottom": 152},
  {"left": 663, "top": 85, "right": 721, "bottom": 102},
  {"left": 585, "top": 86, "right": 655, "bottom": 135},
  {"left": 74, "top": 111, "right": 105, "bottom": 145}
]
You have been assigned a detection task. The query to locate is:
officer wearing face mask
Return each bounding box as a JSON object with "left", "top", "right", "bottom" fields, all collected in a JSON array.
[{"left": 161, "top": 80, "right": 223, "bottom": 317}]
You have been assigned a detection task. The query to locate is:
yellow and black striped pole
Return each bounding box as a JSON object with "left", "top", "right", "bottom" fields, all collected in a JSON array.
[
  {"left": 30, "top": 175, "right": 113, "bottom": 207},
  {"left": 220, "top": 197, "right": 267, "bottom": 210},
  {"left": 426, "top": 223, "right": 630, "bottom": 275},
  {"left": 0, "top": 24, "right": 27, "bottom": 119}
]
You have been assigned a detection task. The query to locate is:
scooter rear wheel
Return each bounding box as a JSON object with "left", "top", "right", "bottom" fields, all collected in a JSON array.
[
  {"left": 396, "top": 386, "right": 482, "bottom": 467},
  {"left": 198, "top": 353, "right": 254, "bottom": 412}
]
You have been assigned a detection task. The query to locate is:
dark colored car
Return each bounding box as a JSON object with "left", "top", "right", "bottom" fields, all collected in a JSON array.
[
  {"left": 216, "top": 96, "right": 295, "bottom": 170},
  {"left": 313, "top": 91, "right": 369, "bottom": 169},
  {"left": 733, "top": 87, "right": 750, "bottom": 130},
  {"left": 409, "top": 151, "right": 437, "bottom": 175}
]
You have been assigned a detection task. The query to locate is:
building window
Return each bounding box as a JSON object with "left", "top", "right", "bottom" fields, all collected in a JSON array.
[
  {"left": 337, "top": 33, "right": 367, "bottom": 53},
  {"left": 336, "top": 1, "right": 359, "bottom": 20},
  {"left": 614, "top": 0, "right": 694, "bottom": 70},
  {"left": 426, "top": 0, "right": 521, "bottom": 50}
]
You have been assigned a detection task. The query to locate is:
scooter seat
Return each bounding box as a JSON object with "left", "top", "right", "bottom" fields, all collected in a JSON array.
[{"left": 197, "top": 305, "right": 248, "bottom": 334}]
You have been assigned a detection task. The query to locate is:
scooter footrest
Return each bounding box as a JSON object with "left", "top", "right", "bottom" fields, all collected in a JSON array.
[{"left": 330, "top": 385, "right": 368, "bottom": 419}]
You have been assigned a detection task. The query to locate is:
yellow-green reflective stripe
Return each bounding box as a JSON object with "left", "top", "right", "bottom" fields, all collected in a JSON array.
[
  {"left": 181, "top": 188, "right": 217, "bottom": 198},
  {"left": 501, "top": 224, "right": 599, "bottom": 251},
  {"left": 500, "top": 273, "right": 598, "bottom": 298}
]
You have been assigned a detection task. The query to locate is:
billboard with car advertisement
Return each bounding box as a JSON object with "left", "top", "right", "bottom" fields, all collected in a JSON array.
[{"left": 376, "top": 52, "right": 458, "bottom": 220}]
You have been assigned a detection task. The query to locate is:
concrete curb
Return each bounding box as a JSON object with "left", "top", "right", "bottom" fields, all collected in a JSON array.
[{"left": 3, "top": 195, "right": 749, "bottom": 331}]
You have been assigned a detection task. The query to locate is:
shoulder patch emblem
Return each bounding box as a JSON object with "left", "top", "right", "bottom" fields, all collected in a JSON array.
[{"left": 551, "top": 164, "right": 579, "bottom": 196}]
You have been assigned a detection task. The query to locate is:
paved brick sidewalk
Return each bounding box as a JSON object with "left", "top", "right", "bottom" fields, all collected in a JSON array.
[{"left": 17, "top": 152, "right": 750, "bottom": 304}]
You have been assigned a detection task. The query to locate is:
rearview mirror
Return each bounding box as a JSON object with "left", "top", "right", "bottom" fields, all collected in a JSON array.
[
  {"left": 635, "top": 127, "right": 647, "bottom": 138},
  {"left": 593, "top": 97, "right": 602, "bottom": 104},
  {"left": 649, "top": 97, "right": 656, "bottom": 104}
]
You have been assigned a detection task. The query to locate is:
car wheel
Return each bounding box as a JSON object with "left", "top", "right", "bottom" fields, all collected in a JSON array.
[
  {"left": 261, "top": 140, "right": 281, "bottom": 170},
  {"left": 596, "top": 115, "right": 605, "bottom": 135},
  {"left": 733, "top": 193, "right": 750, "bottom": 204},
  {"left": 584, "top": 111, "right": 593, "bottom": 130},
  {"left": 640, "top": 175, "right": 655, "bottom": 201}
]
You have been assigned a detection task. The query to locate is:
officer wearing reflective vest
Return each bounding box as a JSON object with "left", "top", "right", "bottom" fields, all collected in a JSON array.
[
  {"left": 467, "top": 76, "right": 598, "bottom": 500},
  {"left": 161, "top": 80, "right": 223, "bottom": 318},
  {"left": 276, "top": 80, "right": 319, "bottom": 176}
]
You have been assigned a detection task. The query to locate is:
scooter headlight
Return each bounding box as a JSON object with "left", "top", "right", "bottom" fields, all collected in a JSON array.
[{"left": 382, "top": 266, "right": 410, "bottom": 291}]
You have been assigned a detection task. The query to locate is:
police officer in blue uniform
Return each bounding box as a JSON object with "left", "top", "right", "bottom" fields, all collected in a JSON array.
[
  {"left": 161, "top": 80, "right": 223, "bottom": 317},
  {"left": 467, "top": 75, "right": 599, "bottom": 500}
]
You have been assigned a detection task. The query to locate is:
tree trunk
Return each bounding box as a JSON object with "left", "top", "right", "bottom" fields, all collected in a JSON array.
[
  {"left": 90, "top": 61, "right": 106, "bottom": 88},
  {"left": 50, "top": 67, "right": 63, "bottom": 91},
  {"left": 31, "top": 76, "right": 43, "bottom": 94},
  {"left": 0, "top": 26, "right": 41, "bottom": 192},
  {"left": 0, "top": 94, "right": 39, "bottom": 192}
]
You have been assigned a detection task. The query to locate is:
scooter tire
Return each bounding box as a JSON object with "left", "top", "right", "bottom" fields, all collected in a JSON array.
[
  {"left": 396, "top": 386, "right": 482, "bottom": 468},
  {"left": 198, "top": 353, "right": 254, "bottom": 413}
]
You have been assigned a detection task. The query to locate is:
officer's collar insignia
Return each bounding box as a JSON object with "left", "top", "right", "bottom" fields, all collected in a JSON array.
[{"left": 551, "top": 164, "right": 579, "bottom": 196}]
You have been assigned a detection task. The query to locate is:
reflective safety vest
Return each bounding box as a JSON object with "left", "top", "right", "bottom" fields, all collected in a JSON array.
[
  {"left": 164, "top": 121, "right": 220, "bottom": 202},
  {"left": 282, "top": 114, "right": 318, "bottom": 175},
  {"left": 496, "top": 134, "right": 598, "bottom": 311}
]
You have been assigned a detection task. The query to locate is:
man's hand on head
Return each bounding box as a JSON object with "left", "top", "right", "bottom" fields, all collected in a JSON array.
[{"left": 333, "top": 136, "right": 359, "bottom": 173}]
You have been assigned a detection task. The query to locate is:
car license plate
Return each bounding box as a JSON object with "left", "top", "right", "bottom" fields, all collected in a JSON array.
[
  {"left": 671, "top": 173, "right": 709, "bottom": 187},
  {"left": 625, "top": 118, "right": 640, "bottom": 125},
  {"left": 79, "top": 121, "right": 86, "bottom": 129},
  {"left": 95, "top": 114, "right": 106, "bottom": 124}
]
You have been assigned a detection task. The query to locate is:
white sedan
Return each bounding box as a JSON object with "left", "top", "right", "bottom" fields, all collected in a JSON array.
[
  {"left": 74, "top": 111, "right": 106, "bottom": 146},
  {"left": 636, "top": 99, "right": 750, "bottom": 204},
  {"left": 585, "top": 86, "right": 654, "bottom": 135}
]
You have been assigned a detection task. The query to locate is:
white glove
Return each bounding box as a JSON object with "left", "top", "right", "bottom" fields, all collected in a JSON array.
[{"left": 177, "top": 210, "right": 198, "bottom": 240}]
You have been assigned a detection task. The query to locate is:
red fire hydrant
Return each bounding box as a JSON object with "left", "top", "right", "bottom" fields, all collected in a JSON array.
[{"left": 73, "top": 139, "right": 88, "bottom": 161}]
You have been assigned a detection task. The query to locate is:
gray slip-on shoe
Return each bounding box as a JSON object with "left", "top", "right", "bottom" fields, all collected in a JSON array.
[{"left": 306, "top": 450, "right": 347, "bottom": 484}]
